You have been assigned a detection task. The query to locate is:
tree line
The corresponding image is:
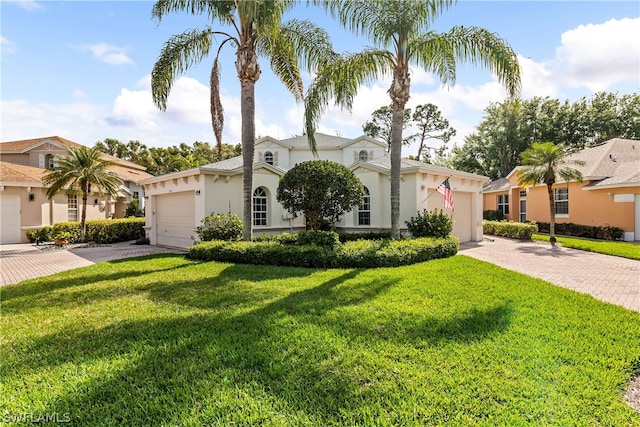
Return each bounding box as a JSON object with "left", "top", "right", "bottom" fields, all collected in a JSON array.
[
  {"left": 446, "top": 91, "right": 639, "bottom": 180},
  {"left": 93, "top": 138, "right": 241, "bottom": 176}
]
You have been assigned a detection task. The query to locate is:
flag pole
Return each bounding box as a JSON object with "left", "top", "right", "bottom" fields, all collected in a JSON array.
[{"left": 422, "top": 175, "right": 452, "bottom": 203}]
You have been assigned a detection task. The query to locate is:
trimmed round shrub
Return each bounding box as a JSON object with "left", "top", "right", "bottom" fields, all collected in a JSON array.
[
  {"left": 297, "top": 230, "right": 340, "bottom": 247},
  {"left": 195, "top": 212, "right": 243, "bottom": 241},
  {"left": 406, "top": 208, "right": 453, "bottom": 238}
]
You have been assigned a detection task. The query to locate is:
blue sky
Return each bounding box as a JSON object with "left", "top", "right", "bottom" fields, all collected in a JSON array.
[{"left": 1, "top": 1, "right": 639, "bottom": 157}]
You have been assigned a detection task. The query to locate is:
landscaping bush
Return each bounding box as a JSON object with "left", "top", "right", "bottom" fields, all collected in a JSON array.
[
  {"left": 25, "top": 226, "right": 53, "bottom": 243},
  {"left": 188, "top": 236, "right": 459, "bottom": 268},
  {"left": 51, "top": 222, "right": 82, "bottom": 243},
  {"left": 338, "top": 231, "right": 393, "bottom": 242},
  {"left": 195, "top": 212, "right": 243, "bottom": 241},
  {"left": 406, "top": 208, "right": 453, "bottom": 238},
  {"left": 484, "top": 221, "right": 537, "bottom": 240},
  {"left": 535, "top": 222, "right": 624, "bottom": 240},
  {"left": 253, "top": 233, "right": 299, "bottom": 245},
  {"left": 87, "top": 218, "right": 146, "bottom": 243},
  {"left": 483, "top": 210, "right": 504, "bottom": 221},
  {"left": 297, "top": 230, "right": 340, "bottom": 247},
  {"left": 51, "top": 218, "right": 145, "bottom": 243},
  {"left": 124, "top": 199, "right": 144, "bottom": 218}
]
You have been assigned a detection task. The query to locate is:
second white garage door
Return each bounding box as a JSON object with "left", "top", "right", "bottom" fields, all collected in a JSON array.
[
  {"left": 1, "top": 196, "right": 22, "bottom": 244},
  {"left": 155, "top": 191, "right": 196, "bottom": 248},
  {"left": 451, "top": 192, "right": 472, "bottom": 242}
]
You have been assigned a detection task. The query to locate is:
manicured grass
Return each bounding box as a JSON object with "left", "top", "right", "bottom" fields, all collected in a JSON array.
[
  {"left": 2, "top": 255, "right": 639, "bottom": 426},
  {"left": 533, "top": 233, "right": 640, "bottom": 260}
]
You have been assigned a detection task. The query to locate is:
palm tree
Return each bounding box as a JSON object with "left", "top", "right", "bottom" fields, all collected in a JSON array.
[
  {"left": 43, "top": 146, "right": 122, "bottom": 242},
  {"left": 151, "top": 0, "right": 334, "bottom": 241},
  {"left": 305, "top": 0, "right": 521, "bottom": 238},
  {"left": 517, "top": 142, "right": 584, "bottom": 245}
]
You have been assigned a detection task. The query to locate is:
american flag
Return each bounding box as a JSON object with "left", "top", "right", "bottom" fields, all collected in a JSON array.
[{"left": 436, "top": 179, "right": 455, "bottom": 212}]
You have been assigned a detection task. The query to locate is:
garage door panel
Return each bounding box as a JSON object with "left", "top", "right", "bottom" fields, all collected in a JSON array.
[
  {"left": 1, "top": 196, "right": 22, "bottom": 244},
  {"left": 452, "top": 192, "right": 472, "bottom": 242},
  {"left": 156, "top": 192, "right": 195, "bottom": 248}
]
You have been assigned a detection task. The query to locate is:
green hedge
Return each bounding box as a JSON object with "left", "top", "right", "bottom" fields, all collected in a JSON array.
[
  {"left": 188, "top": 236, "right": 459, "bottom": 268},
  {"left": 483, "top": 210, "right": 505, "bottom": 221},
  {"left": 535, "top": 221, "right": 624, "bottom": 240},
  {"left": 483, "top": 221, "right": 538, "bottom": 240},
  {"left": 50, "top": 218, "right": 146, "bottom": 243}
]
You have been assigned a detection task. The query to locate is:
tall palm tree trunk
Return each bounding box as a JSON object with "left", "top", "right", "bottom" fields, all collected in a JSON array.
[
  {"left": 241, "top": 79, "right": 256, "bottom": 241},
  {"left": 81, "top": 193, "right": 89, "bottom": 242},
  {"left": 389, "top": 104, "right": 405, "bottom": 239},
  {"left": 388, "top": 55, "right": 411, "bottom": 239},
  {"left": 546, "top": 183, "right": 557, "bottom": 245},
  {"left": 237, "top": 42, "right": 260, "bottom": 242}
]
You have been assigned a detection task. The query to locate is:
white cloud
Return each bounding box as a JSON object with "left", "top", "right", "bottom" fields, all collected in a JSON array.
[
  {"left": 517, "top": 55, "right": 557, "bottom": 98},
  {"left": 83, "top": 43, "right": 133, "bottom": 65},
  {"left": 72, "top": 90, "right": 88, "bottom": 100},
  {"left": 555, "top": 17, "right": 640, "bottom": 91},
  {"left": 6, "top": 0, "right": 43, "bottom": 11},
  {"left": 1, "top": 37, "right": 17, "bottom": 54}
]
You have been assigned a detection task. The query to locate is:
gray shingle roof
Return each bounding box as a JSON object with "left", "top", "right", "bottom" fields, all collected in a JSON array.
[
  {"left": 483, "top": 177, "right": 510, "bottom": 193},
  {"left": 366, "top": 155, "right": 488, "bottom": 179}
]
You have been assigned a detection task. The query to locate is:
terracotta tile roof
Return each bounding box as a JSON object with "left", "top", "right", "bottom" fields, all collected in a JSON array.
[
  {"left": 0, "top": 161, "right": 47, "bottom": 184},
  {"left": 109, "top": 164, "right": 153, "bottom": 183},
  {"left": 0, "top": 136, "right": 83, "bottom": 152}
]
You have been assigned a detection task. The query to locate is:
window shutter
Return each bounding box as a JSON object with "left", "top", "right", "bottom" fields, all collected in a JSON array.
[
  {"left": 273, "top": 152, "right": 279, "bottom": 166},
  {"left": 369, "top": 150, "right": 374, "bottom": 160},
  {"left": 353, "top": 151, "right": 358, "bottom": 163},
  {"left": 39, "top": 154, "right": 45, "bottom": 168},
  {"left": 258, "top": 152, "right": 264, "bottom": 162}
]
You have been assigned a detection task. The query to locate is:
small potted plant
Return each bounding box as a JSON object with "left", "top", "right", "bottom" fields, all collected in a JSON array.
[{"left": 54, "top": 231, "right": 72, "bottom": 246}]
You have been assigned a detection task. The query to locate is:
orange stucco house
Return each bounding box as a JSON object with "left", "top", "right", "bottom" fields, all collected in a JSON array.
[
  {"left": 0, "top": 136, "right": 153, "bottom": 243},
  {"left": 483, "top": 138, "right": 640, "bottom": 241}
]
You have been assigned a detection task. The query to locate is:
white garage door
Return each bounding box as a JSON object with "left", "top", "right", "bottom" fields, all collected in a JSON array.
[
  {"left": 156, "top": 191, "right": 196, "bottom": 248},
  {"left": 1, "top": 196, "right": 22, "bottom": 244},
  {"left": 452, "top": 192, "right": 472, "bottom": 242}
]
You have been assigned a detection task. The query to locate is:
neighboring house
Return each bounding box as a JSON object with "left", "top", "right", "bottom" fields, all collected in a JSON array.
[
  {"left": 141, "top": 133, "right": 488, "bottom": 248},
  {"left": 0, "top": 136, "right": 153, "bottom": 243},
  {"left": 483, "top": 138, "right": 640, "bottom": 241}
]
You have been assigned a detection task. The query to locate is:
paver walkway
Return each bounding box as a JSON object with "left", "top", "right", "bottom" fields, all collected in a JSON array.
[
  {"left": 459, "top": 236, "right": 640, "bottom": 312},
  {"left": 1, "top": 241, "right": 185, "bottom": 286}
]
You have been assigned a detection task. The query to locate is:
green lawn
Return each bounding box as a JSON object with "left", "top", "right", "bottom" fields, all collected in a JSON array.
[
  {"left": 533, "top": 233, "right": 640, "bottom": 260},
  {"left": 2, "top": 255, "right": 639, "bottom": 426}
]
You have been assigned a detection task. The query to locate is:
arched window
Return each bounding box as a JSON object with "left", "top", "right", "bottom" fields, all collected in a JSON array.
[
  {"left": 253, "top": 187, "right": 268, "bottom": 226},
  {"left": 358, "top": 186, "right": 371, "bottom": 225},
  {"left": 264, "top": 151, "right": 274, "bottom": 165},
  {"left": 358, "top": 150, "right": 368, "bottom": 162}
]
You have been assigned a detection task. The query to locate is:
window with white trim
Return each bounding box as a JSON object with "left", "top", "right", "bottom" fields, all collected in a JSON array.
[
  {"left": 358, "top": 150, "right": 368, "bottom": 162},
  {"left": 264, "top": 151, "right": 274, "bottom": 165},
  {"left": 253, "top": 187, "right": 268, "bottom": 226},
  {"left": 68, "top": 195, "right": 78, "bottom": 221},
  {"left": 133, "top": 191, "right": 139, "bottom": 200},
  {"left": 554, "top": 188, "right": 569, "bottom": 215},
  {"left": 497, "top": 194, "right": 509, "bottom": 215},
  {"left": 357, "top": 187, "right": 371, "bottom": 225}
]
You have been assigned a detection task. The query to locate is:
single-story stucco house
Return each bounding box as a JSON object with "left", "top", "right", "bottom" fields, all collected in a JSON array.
[
  {"left": 141, "top": 133, "right": 489, "bottom": 248},
  {"left": 0, "top": 136, "right": 153, "bottom": 243},
  {"left": 483, "top": 138, "right": 640, "bottom": 241}
]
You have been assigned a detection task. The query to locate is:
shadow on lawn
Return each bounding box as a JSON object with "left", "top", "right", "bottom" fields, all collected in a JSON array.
[
  {"left": 0, "top": 254, "right": 190, "bottom": 302},
  {"left": 6, "top": 268, "right": 513, "bottom": 425}
]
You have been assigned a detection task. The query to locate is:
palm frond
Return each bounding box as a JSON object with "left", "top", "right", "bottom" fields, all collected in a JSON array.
[
  {"left": 304, "top": 49, "right": 394, "bottom": 152},
  {"left": 210, "top": 57, "right": 224, "bottom": 150},
  {"left": 151, "top": 28, "right": 216, "bottom": 110},
  {"left": 414, "top": 25, "right": 521, "bottom": 96},
  {"left": 152, "top": 0, "right": 235, "bottom": 25}
]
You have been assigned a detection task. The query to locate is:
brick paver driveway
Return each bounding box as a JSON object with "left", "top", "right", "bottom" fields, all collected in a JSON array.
[{"left": 459, "top": 236, "right": 640, "bottom": 312}]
